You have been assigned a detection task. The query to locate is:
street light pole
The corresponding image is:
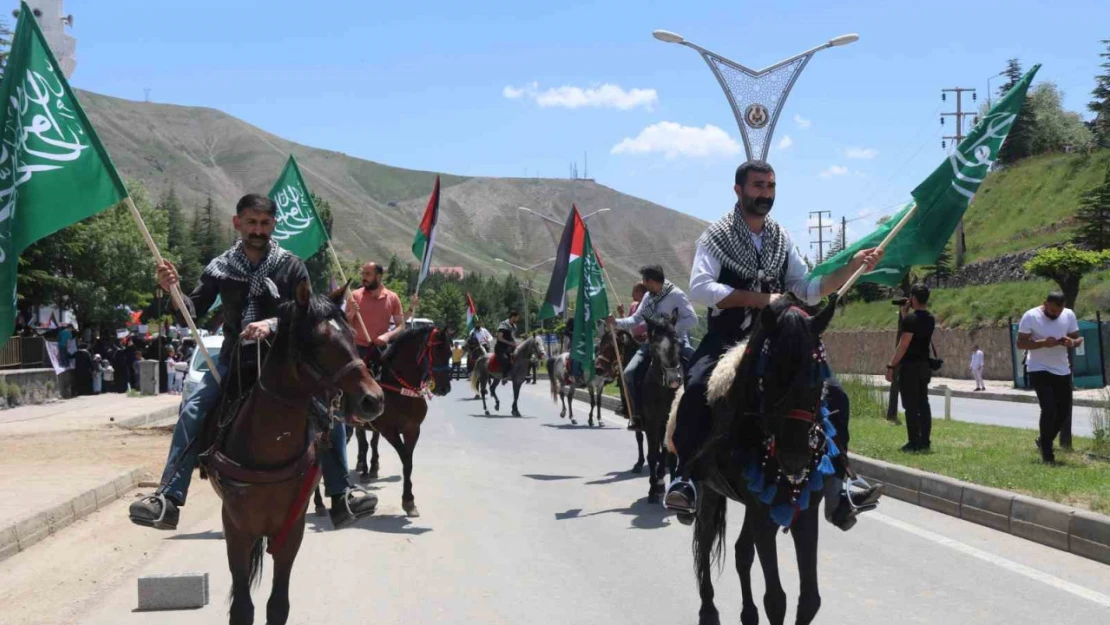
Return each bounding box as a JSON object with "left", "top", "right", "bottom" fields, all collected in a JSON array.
[{"left": 653, "top": 29, "right": 858, "bottom": 161}]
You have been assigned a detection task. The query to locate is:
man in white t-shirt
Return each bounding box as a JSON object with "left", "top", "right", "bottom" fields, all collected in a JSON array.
[
  {"left": 1017, "top": 291, "right": 1082, "bottom": 464},
  {"left": 969, "top": 346, "right": 985, "bottom": 391}
]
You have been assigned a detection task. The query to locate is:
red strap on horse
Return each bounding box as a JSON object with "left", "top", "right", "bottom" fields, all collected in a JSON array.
[{"left": 267, "top": 463, "right": 321, "bottom": 555}]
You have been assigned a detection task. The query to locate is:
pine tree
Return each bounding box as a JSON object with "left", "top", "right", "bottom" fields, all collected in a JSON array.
[
  {"left": 998, "top": 59, "right": 1036, "bottom": 164},
  {"left": 926, "top": 242, "right": 954, "bottom": 286},
  {"left": 160, "top": 187, "right": 185, "bottom": 251},
  {"left": 1075, "top": 166, "right": 1110, "bottom": 251},
  {"left": 195, "top": 197, "right": 222, "bottom": 265},
  {"left": 1090, "top": 40, "right": 1110, "bottom": 149},
  {"left": 304, "top": 192, "right": 336, "bottom": 293},
  {"left": 0, "top": 19, "right": 12, "bottom": 77}
]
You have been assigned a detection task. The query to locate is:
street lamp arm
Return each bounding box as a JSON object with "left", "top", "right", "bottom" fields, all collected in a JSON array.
[
  {"left": 674, "top": 33, "right": 857, "bottom": 76},
  {"left": 517, "top": 207, "right": 564, "bottom": 227}
]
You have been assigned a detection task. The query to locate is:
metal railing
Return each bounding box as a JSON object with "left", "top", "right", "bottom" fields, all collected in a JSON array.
[{"left": 0, "top": 337, "right": 47, "bottom": 369}]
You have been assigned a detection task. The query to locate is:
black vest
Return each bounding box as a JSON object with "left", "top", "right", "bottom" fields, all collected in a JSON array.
[{"left": 706, "top": 260, "right": 788, "bottom": 343}]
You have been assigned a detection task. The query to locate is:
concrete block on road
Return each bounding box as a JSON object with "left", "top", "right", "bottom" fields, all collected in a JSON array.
[
  {"left": 94, "top": 480, "right": 119, "bottom": 509},
  {"left": 1010, "top": 496, "right": 1073, "bottom": 551},
  {"left": 13, "top": 512, "right": 50, "bottom": 551},
  {"left": 1069, "top": 509, "right": 1110, "bottom": 565},
  {"left": 919, "top": 474, "right": 963, "bottom": 518},
  {"left": 0, "top": 525, "right": 18, "bottom": 562},
  {"left": 71, "top": 487, "right": 99, "bottom": 519},
  {"left": 113, "top": 471, "right": 139, "bottom": 499},
  {"left": 42, "top": 500, "right": 75, "bottom": 534},
  {"left": 137, "top": 572, "right": 210, "bottom": 611},
  {"left": 959, "top": 484, "right": 1013, "bottom": 533}
]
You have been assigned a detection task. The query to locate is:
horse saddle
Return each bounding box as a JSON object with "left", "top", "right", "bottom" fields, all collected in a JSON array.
[{"left": 489, "top": 353, "right": 514, "bottom": 374}]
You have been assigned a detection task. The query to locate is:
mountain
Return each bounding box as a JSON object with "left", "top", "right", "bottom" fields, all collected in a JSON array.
[{"left": 77, "top": 90, "right": 707, "bottom": 294}]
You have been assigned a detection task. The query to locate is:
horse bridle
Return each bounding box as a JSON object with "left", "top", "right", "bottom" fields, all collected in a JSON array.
[
  {"left": 250, "top": 337, "right": 369, "bottom": 409},
  {"left": 378, "top": 328, "right": 452, "bottom": 398}
]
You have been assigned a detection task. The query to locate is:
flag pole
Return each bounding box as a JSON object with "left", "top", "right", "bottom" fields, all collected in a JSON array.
[
  {"left": 836, "top": 201, "right": 919, "bottom": 298},
  {"left": 598, "top": 264, "right": 634, "bottom": 424},
  {"left": 124, "top": 196, "right": 220, "bottom": 383},
  {"left": 325, "top": 243, "right": 376, "bottom": 345}
]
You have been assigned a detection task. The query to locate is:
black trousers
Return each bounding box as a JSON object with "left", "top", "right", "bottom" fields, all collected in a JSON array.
[
  {"left": 495, "top": 345, "right": 512, "bottom": 374},
  {"left": 671, "top": 331, "right": 850, "bottom": 479},
  {"left": 1029, "top": 371, "right": 1072, "bottom": 460},
  {"left": 899, "top": 360, "right": 932, "bottom": 448}
]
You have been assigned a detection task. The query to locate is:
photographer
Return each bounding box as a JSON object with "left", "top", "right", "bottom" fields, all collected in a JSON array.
[{"left": 885, "top": 284, "right": 935, "bottom": 452}]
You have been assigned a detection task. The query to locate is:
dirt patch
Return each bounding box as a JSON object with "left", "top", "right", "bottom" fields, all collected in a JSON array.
[{"left": 0, "top": 426, "right": 171, "bottom": 486}]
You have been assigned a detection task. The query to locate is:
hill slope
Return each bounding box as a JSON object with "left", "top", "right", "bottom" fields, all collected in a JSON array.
[{"left": 77, "top": 90, "right": 706, "bottom": 293}]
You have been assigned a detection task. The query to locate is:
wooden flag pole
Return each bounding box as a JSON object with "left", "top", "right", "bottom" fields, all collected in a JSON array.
[
  {"left": 836, "top": 201, "right": 920, "bottom": 298},
  {"left": 124, "top": 196, "right": 221, "bottom": 383},
  {"left": 598, "top": 263, "right": 634, "bottom": 423}
]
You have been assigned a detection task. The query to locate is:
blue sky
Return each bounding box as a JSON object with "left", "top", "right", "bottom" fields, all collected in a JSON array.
[{"left": 47, "top": 0, "right": 1110, "bottom": 262}]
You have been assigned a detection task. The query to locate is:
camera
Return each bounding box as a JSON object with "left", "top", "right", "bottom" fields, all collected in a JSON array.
[{"left": 891, "top": 298, "right": 909, "bottom": 306}]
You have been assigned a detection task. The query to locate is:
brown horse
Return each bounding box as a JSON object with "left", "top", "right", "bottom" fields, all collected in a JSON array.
[
  {"left": 314, "top": 325, "right": 453, "bottom": 518},
  {"left": 203, "top": 283, "right": 383, "bottom": 625}
]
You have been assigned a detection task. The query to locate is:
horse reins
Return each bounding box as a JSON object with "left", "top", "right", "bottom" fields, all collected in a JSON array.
[{"left": 377, "top": 328, "right": 450, "bottom": 399}]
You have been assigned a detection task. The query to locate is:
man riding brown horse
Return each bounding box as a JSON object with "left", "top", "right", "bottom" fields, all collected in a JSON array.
[{"left": 128, "top": 194, "right": 377, "bottom": 531}]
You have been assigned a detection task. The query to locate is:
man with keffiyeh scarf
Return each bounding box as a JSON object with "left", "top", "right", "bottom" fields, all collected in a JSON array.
[
  {"left": 129, "top": 194, "right": 376, "bottom": 532},
  {"left": 664, "top": 161, "right": 886, "bottom": 531}
]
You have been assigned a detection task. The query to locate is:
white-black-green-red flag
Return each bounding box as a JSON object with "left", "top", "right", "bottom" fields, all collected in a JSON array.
[
  {"left": 0, "top": 3, "right": 129, "bottom": 345},
  {"left": 411, "top": 175, "right": 441, "bottom": 289},
  {"left": 465, "top": 292, "right": 478, "bottom": 334},
  {"left": 538, "top": 205, "right": 587, "bottom": 320}
]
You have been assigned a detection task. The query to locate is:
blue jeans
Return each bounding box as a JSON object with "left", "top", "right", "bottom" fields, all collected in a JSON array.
[
  {"left": 159, "top": 362, "right": 351, "bottom": 504},
  {"left": 623, "top": 343, "right": 694, "bottom": 417}
]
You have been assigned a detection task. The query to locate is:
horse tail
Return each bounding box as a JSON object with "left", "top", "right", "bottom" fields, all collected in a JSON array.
[
  {"left": 249, "top": 538, "right": 266, "bottom": 588},
  {"left": 469, "top": 360, "right": 481, "bottom": 393},
  {"left": 546, "top": 357, "right": 558, "bottom": 402},
  {"left": 693, "top": 489, "right": 727, "bottom": 590}
]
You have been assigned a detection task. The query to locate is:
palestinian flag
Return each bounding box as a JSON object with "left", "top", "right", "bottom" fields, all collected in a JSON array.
[
  {"left": 466, "top": 292, "right": 478, "bottom": 334},
  {"left": 538, "top": 205, "right": 587, "bottom": 319},
  {"left": 412, "top": 175, "right": 441, "bottom": 288}
]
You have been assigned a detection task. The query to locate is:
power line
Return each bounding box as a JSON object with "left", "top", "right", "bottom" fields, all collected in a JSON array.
[{"left": 941, "top": 86, "right": 977, "bottom": 267}]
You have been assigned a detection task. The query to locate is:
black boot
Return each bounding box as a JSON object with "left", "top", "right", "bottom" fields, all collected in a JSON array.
[
  {"left": 128, "top": 492, "right": 181, "bottom": 530},
  {"left": 830, "top": 482, "right": 883, "bottom": 531},
  {"left": 664, "top": 478, "right": 697, "bottom": 515},
  {"left": 329, "top": 488, "right": 378, "bottom": 529}
]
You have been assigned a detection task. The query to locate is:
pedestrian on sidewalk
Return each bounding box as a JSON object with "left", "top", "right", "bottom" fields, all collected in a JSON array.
[
  {"left": 970, "top": 345, "right": 985, "bottom": 391},
  {"left": 92, "top": 354, "right": 104, "bottom": 395},
  {"left": 886, "top": 283, "right": 935, "bottom": 452},
  {"left": 1017, "top": 291, "right": 1081, "bottom": 464}
]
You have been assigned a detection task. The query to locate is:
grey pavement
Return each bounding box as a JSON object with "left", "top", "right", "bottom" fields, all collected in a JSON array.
[
  {"left": 13, "top": 382, "right": 1109, "bottom": 624},
  {"left": 926, "top": 394, "right": 1098, "bottom": 437}
]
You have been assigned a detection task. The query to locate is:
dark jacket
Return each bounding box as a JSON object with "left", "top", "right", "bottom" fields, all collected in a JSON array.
[{"left": 177, "top": 251, "right": 310, "bottom": 367}]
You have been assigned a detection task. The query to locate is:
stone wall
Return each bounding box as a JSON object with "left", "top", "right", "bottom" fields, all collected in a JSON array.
[
  {"left": 824, "top": 327, "right": 1014, "bottom": 380},
  {"left": 942, "top": 249, "right": 1041, "bottom": 288}
]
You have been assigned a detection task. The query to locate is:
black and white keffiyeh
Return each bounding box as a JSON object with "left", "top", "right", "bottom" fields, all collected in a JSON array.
[
  {"left": 205, "top": 239, "right": 291, "bottom": 324},
  {"left": 639, "top": 280, "right": 676, "bottom": 318},
  {"left": 698, "top": 204, "right": 789, "bottom": 290}
]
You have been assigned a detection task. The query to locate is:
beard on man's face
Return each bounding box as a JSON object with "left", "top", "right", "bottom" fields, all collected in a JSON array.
[
  {"left": 742, "top": 193, "right": 775, "bottom": 216},
  {"left": 244, "top": 233, "right": 270, "bottom": 249},
  {"left": 364, "top": 279, "right": 381, "bottom": 290}
]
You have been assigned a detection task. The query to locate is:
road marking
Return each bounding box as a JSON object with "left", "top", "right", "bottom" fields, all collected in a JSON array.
[{"left": 871, "top": 512, "right": 1110, "bottom": 608}]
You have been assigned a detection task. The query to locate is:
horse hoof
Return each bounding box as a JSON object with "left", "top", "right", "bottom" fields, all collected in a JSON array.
[
  {"left": 631, "top": 463, "right": 644, "bottom": 474},
  {"left": 403, "top": 502, "right": 420, "bottom": 518},
  {"left": 570, "top": 419, "right": 577, "bottom": 425},
  {"left": 698, "top": 611, "right": 721, "bottom": 625},
  {"left": 485, "top": 410, "right": 491, "bottom": 416},
  {"left": 596, "top": 420, "right": 603, "bottom": 428},
  {"left": 315, "top": 505, "right": 328, "bottom": 517},
  {"left": 359, "top": 471, "right": 371, "bottom": 483},
  {"left": 647, "top": 493, "right": 660, "bottom": 504},
  {"left": 369, "top": 466, "right": 380, "bottom": 480}
]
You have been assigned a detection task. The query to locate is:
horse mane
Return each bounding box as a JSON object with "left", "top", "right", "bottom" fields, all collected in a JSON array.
[
  {"left": 276, "top": 294, "right": 350, "bottom": 361},
  {"left": 514, "top": 334, "right": 540, "bottom": 357},
  {"left": 381, "top": 325, "right": 436, "bottom": 366},
  {"left": 643, "top": 313, "right": 676, "bottom": 340}
]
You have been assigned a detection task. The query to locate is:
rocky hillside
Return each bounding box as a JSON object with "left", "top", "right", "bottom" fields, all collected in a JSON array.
[{"left": 77, "top": 90, "right": 707, "bottom": 293}]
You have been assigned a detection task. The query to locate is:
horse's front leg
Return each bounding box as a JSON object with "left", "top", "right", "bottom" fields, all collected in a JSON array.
[
  {"left": 369, "top": 429, "right": 381, "bottom": 479},
  {"left": 754, "top": 513, "right": 788, "bottom": 625},
  {"left": 511, "top": 380, "right": 522, "bottom": 417},
  {"left": 587, "top": 385, "right": 596, "bottom": 427},
  {"left": 632, "top": 430, "right": 645, "bottom": 474},
  {"left": 312, "top": 486, "right": 326, "bottom": 516},
  {"left": 266, "top": 517, "right": 307, "bottom": 625},
  {"left": 565, "top": 384, "right": 576, "bottom": 424},
  {"left": 224, "top": 521, "right": 256, "bottom": 625},
  {"left": 355, "top": 426, "right": 369, "bottom": 479},
  {"left": 400, "top": 427, "right": 422, "bottom": 517},
  {"left": 737, "top": 511, "right": 760, "bottom": 625},
  {"left": 558, "top": 382, "right": 567, "bottom": 418},
  {"left": 489, "top": 379, "right": 500, "bottom": 413},
  {"left": 792, "top": 506, "right": 822, "bottom": 625}
]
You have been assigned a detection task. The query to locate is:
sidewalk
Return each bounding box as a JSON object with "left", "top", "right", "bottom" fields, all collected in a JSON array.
[
  {"left": 858, "top": 374, "right": 1108, "bottom": 408},
  {"left": 0, "top": 394, "right": 179, "bottom": 562}
]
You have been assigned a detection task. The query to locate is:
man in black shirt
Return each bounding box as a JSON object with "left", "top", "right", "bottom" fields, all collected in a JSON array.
[{"left": 886, "top": 283, "right": 936, "bottom": 451}]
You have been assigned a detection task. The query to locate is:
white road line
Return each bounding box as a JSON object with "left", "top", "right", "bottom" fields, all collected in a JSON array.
[{"left": 871, "top": 512, "right": 1110, "bottom": 608}]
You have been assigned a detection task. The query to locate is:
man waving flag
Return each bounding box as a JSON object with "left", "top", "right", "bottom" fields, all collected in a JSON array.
[
  {"left": 813, "top": 64, "right": 1040, "bottom": 286},
  {"left": 412, "top": 175, "right": 441, "bottom": 290}
]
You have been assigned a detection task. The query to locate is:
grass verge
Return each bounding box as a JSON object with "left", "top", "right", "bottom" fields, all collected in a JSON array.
[{"left": 842, "top": 375, "right": 1110, "bottom": 514}]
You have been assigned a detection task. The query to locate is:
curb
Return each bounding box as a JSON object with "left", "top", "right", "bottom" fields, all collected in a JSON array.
[
  {"left": 571, "top": 388, "right": 622, "bottom": 412},
  {"left": 851, "top": 455, "right": 1110, "bottom": 566},
  {"left": 0, "top": 467, "right": 147, "bottom": 564},
  {"left": 114, "top": 404, "right": 179, "bottom": 428},
  {"left": 878, "top": 384, "right": 1104, "bottom": 408}
]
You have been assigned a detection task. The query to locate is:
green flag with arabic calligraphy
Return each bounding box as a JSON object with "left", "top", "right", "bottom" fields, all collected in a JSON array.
[
  {"left": 0, "top": 3, "right": 129, "bottom": 341},
  {"left": 267, "top": 155, "right": 328, "bottom": 260},
  {"left": 812, "top": 64, "right": 1039, "bottom": 286},
  {"left": 570, "top": 226, "right": 608, "bottom": 378}
]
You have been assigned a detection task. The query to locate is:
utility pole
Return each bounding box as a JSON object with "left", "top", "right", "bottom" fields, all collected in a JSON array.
[
  {"left": 840, "top": 215, "right": 847, "bottom": 251},
  {"left": 809, "top": 210, "right": 832, "bottom": 261},
  {"left": 941, "top": 86, "right": 977, "bottom": 268}
]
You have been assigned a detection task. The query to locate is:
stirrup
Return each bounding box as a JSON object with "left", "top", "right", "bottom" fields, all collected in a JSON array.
[{"left": 844, "top": 477, "right": 881, "bottom": 513}]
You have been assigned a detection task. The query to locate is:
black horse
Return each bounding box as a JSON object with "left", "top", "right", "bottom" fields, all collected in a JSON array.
[
  {"left": 686, "top": 295, "right": 840, "bottom": 625},
  {"left": 640, "top": 313, "right": 683, "bottom": 503}
]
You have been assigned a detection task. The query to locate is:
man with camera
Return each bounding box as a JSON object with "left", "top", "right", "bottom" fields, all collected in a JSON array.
[
  {"left": 1017, "top": 291, "right": 1082, "bottom": 464},
  {"left": 885, "top": 284, "right": 936, "bottom": 452}
]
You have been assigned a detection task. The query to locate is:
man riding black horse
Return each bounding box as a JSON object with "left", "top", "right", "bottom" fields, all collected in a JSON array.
[
  {"left": 129, "top": 194, "right": 376, "bottom": 531},
  {"left": 495, "top": 311, "right": 520, "bottom": 373},
  {"left": 666, "top": 160, "right": 884, "bottom": 529}
]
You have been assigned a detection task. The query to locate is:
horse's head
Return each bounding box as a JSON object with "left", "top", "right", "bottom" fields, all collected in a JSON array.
[
  {"left": 645, "top": 313, "right": 683, "bottom": 390},
  {"left": 280, "top": 282, "right": 384, "bottom": 422},
  {"left": 523, "top": 333, "right": 547, "bottom": 362},
  {"left": 744, "top": 294, "right": 836, "bottom": 482},
  {"left": 380, "top": 325, "right": 453, "bottom": 397}
]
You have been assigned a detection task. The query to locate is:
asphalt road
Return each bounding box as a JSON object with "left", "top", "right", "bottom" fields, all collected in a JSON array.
[
  {"left": 925, "top": 394, "right": 1097, "bottom": 437},
  {"left": 4, "top": 381, "right": 1109, "bottom": 625}
]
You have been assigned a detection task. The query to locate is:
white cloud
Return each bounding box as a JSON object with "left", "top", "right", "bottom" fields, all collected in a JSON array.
[
  {"left": 819, "top": 165, "right": 849, "bottom": 178},
  {"left": 794, "top": 114, "right": 811, "bottom": 129},
  {"left": 611, "top": 122, "right": 742, "bottom": 159},
  {"left": 777, "top": 135, "right": 794, "bottom": 150},
  {"left": 845, "top": 147, "right": 878, "bottom": 159},
  {"left": 502, "top": 82, "right": 658, "bottom": 111}
]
